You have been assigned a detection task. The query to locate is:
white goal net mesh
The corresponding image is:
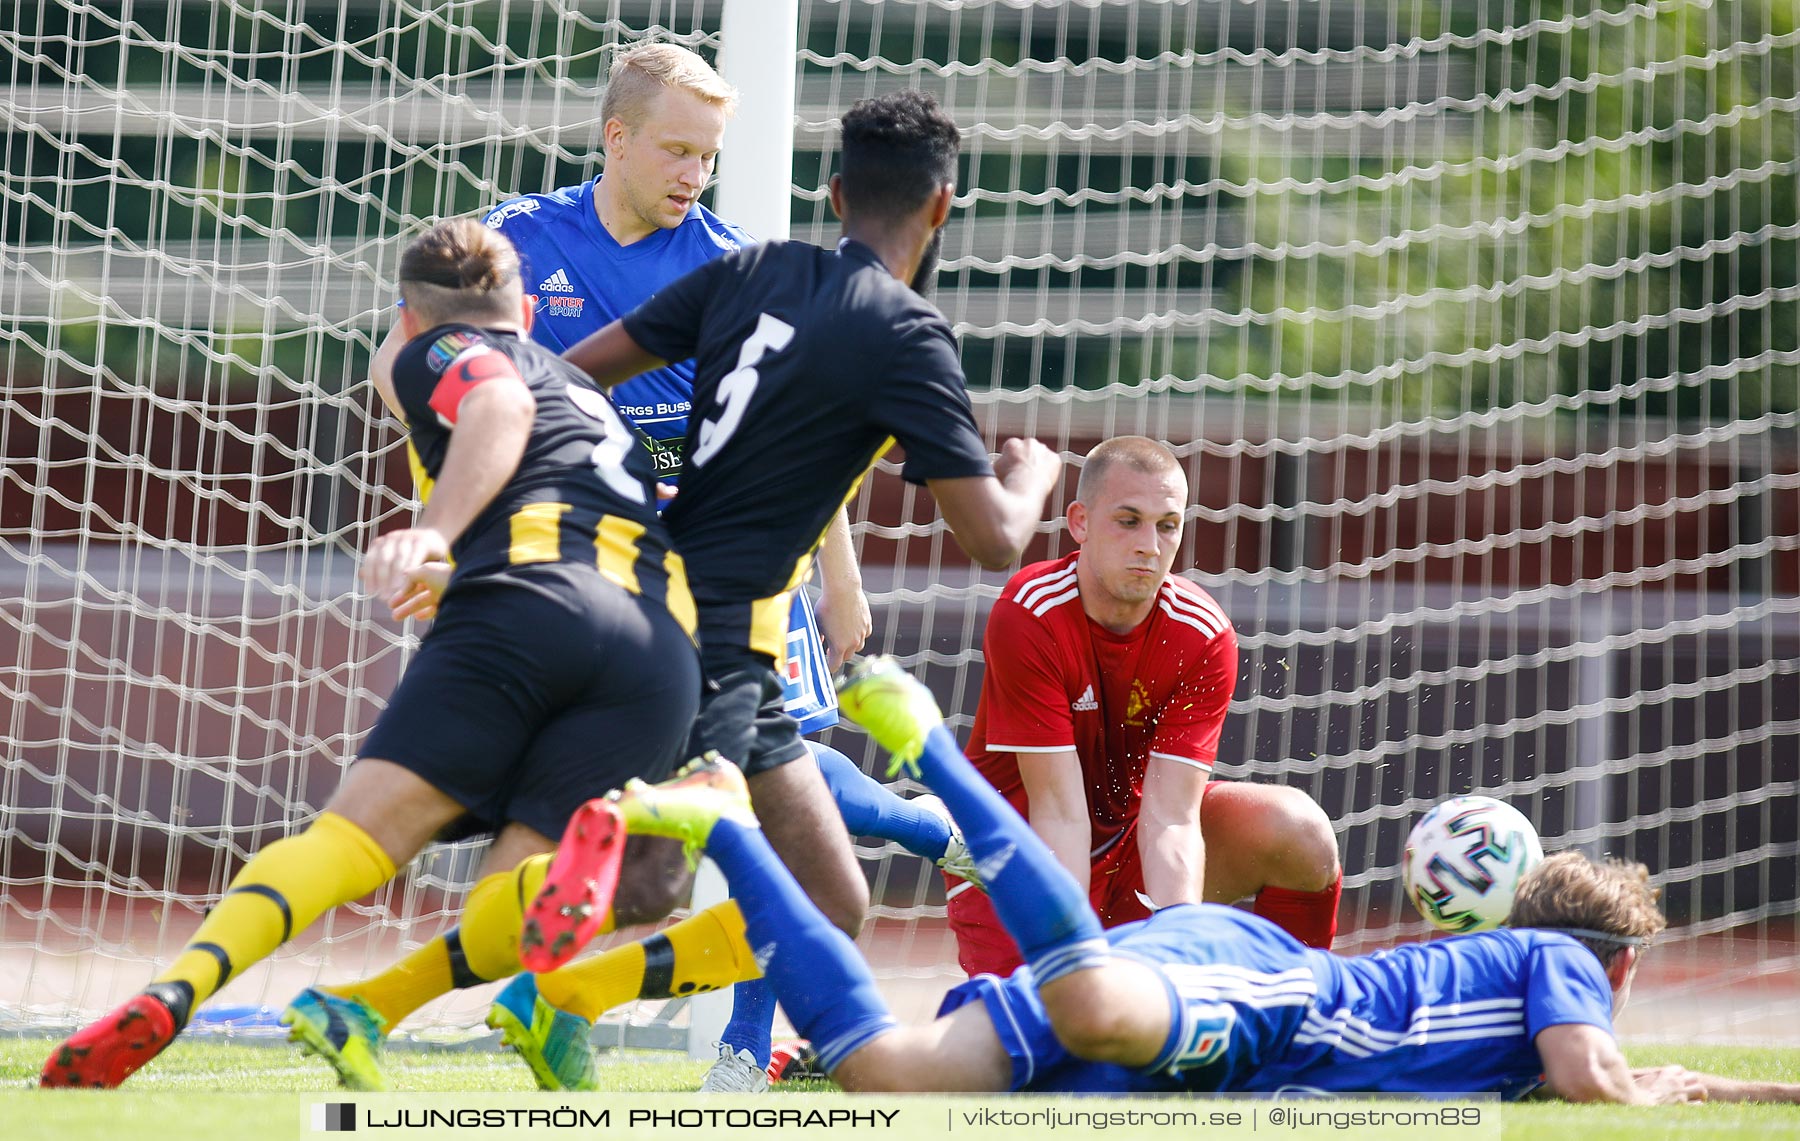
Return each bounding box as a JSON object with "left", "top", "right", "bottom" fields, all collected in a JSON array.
[{"left": 2, "top": 0, "right": 1796, "bottom": 1046}]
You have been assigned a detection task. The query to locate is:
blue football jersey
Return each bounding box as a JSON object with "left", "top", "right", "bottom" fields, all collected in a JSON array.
[
  {"left": 482, "top": 179, "right": 750, "bottom": 484},
  {"left": 1247, "top": 920, "right": 1615, "bottom": 1098},
  {"left": 942, "top": 905, "right": 1618, "bottom": 1100},
  {"left": 481, "top": 181, "right": 837, "bottom": 732}
]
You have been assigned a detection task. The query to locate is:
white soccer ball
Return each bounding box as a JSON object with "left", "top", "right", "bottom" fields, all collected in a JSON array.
[{"left": 1402, "top": 795, "right": 1545, "bottom": 933}]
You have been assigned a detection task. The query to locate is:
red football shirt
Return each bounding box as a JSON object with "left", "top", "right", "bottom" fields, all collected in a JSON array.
[{"left": 970, "top": 551, "right": 1238, "bottom": 842}]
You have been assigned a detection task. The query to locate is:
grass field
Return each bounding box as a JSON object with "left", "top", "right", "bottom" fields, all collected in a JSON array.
[{"left": 3, "top": 1037, "right": 1797, "bottom": 1140}]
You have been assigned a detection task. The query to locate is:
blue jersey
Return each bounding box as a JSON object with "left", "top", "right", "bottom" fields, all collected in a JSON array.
[
  {"left": 481, "top": 181, "right": 837, "bottom": 733},
  {"left": 482, "top": 179, "right": 750, "bottom": 483},
  {"left": 941, "top": 904, "right": 1617, "bottom": 1099}
]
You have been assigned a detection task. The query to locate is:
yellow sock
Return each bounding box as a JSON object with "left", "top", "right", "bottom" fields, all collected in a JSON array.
[
  {"left": 322, "top": 852, "right": 555, "bottom": 1027},
  {"left": 536, "top": 901, "right": 758, "bottom": 1023},
  {"left": 156, "top": 812, "right": 395, "bottom": 1005},
  {"left": 457, "top": 853, "right": 553, "bottom": 980},
  {"left": 321, "top": 941, "right": 455, "bottom": 1031}
]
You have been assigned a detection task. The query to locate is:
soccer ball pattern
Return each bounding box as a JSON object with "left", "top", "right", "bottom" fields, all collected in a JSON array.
[{"left": 1403, "top": 796, "right": 1546, "bottom": 934}]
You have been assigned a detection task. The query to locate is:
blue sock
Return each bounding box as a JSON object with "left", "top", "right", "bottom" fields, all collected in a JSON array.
[
  {"left": 704, "top": 816, "right": 897, "bottom": 1073},
  {"left": 717, "top": 976, "right": 776, "bottom": 1067},
  {"left": 910, "top": 724, "right": 1107, "bottom": 984},
  {"left": 810, "top": 741, "right": 952, "bottom": 860}
]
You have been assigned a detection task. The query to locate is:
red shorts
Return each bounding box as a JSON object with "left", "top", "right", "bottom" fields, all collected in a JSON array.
[
  {"left": 947, "top": 843, "right": 1149, "bottom": 977},
  {"left": 946, "top": 783, "right": 1218, "bottom": 978}
]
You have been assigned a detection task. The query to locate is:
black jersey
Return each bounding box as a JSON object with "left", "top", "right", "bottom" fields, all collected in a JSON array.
[
  {"left": 390, "top": 324, "right": 695, "bottom": 634},
  {"left": 622, "top": 239, "right": 994, "bottom": 607}
]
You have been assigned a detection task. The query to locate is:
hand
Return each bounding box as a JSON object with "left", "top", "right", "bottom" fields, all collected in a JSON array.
[
  {"left": 656, "top": 482, "right": 679, "bottom": 502},
  {"left": 1632, "top": 1065, "right": 1707, "bottom": 1104},
  {"left": 994, "top": 437, "right": 1061, "bottom": 493},
  {"left": 388, "top": 560, "right": 451, "bottom": 622},
  {"left": 361, "top": 527, "right": 450, "bottom": 605},
  {"left": 816, "top": 584, "right": 872, "bottom": 671}
]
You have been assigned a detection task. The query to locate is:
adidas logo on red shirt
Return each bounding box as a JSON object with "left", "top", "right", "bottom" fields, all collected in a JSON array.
[{"left": 1071, "top": 684, "right": 1098, "bottom": 712}]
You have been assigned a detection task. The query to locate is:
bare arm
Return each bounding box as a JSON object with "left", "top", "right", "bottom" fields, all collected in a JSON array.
[
  {"left": 1537, "top": 1024, "right": 1701, "bottom": 1104},
  {"left": 562, "top": 319, "right": 667, "bottom": 390},
  {"left": 360, "top": 375, "right": 535, "bottom": 602},
  {"left": 1137, "top": 756, "right": 1208, "bottom": 909},
  {"left": 927, "top": 438, "right": 1061, "bottom": 569},
  {"left": 1647, "top": 1068, "right": 1800, "bottom": 1103},
  {"left": 815, "top": 507, "right": 871, "bottom": 670},
  {"left": 1015, "top": 749, "right": 1093, "bottom": 895}
]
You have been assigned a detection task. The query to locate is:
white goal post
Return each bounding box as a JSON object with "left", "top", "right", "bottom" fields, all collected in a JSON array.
[{"left": 1, "top": 0, "right": 1796, "bottom": 1050}]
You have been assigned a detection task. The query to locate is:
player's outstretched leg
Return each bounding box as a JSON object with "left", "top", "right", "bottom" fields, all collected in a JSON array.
[
  {"left": 526, "top": 756, "right": 898, "bottom": 1075},
  {"left": 522, "top": 757, "right": 744, "bottom": 973},
  {"left": 41, "top": 811, "right": 397, "bottom": 1089},
  {"left": 838, "top": 658, "right": 1107, "bottom": 987},
  {"left": 811, "top": 742, "right": 979, "bottom": 885},
  {"left": 500, "top": 899, "right": 761, "bottom": 1092},
  {"left": 284, "top": 850, "right": 554, "bottom": 1089},
  {"left": 519, "top": 799, "right": 627, "bottom": 973}
]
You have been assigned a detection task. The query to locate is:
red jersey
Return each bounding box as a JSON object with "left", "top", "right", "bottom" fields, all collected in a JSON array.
[{"left": 968, "top": 552, "right": 1238, "bottom": 877}]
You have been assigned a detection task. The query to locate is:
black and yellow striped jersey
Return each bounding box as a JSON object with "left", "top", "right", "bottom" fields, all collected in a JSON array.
[
  {"left": 390, "top": 323, "right": 694, "bottom": 634},
  {"left": 621, "top": 239, "right": 994, "bottom": 610}
]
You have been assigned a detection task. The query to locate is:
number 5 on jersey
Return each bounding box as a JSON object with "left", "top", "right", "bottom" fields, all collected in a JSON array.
[{"left": 690, "top": 313, "right": 795, "bottom": 468}]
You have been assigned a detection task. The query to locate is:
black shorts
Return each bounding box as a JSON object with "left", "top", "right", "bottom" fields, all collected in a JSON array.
[
  {"left": 687, "top": 599, "right": 809, "bottom": 777},
  {"left": 362, "top": 564, "right": 700, "bottom": 840}
]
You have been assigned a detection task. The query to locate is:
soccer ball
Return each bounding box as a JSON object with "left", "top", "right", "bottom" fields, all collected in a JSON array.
[{"left": 1403, "top": 796, "right": 1545, "bottom": 933}]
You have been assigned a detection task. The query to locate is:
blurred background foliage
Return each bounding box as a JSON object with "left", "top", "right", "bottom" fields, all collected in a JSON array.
[{"left": 0, "top": 0, "right": 1793, "bottom": 425}]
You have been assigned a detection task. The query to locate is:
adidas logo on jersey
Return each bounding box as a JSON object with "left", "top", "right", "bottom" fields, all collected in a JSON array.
[
  {"left": 538, "top": 269, "right": 575, "bottom": 293},
  {"left": 1071, "top": 684, "right": 1098, "bottom": 712}
]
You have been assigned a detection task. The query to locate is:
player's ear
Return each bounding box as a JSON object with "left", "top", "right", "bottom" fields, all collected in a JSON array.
[
  {"left": 1603, "top": 946, "right": 1638, "bottom": 992},
  {"left": 828, "top": 173, "right": 846, "bottom": 222},
  {"left": 1067, "top": 499, "right": 1089, "bottom": 543},
  {"left": 519, "top": 292, "right": 536, "bottom": 333},
  {"left": 603, "top": 116, "right": 629, "bottom": 161},
  {"left": 929, "top": 182, "right": 954, "bottom": 229},
  {"left": 397, "top": 301, "right": 422, "bottom": 340}
]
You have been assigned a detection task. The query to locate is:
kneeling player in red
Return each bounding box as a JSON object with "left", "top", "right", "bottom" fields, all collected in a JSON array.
[{"left": 952, "top": 436, "right": 1341, "bottom": 977}]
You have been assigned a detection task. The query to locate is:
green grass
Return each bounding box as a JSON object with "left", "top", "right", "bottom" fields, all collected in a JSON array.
[{"left": 2, "top": 1038, "right": 1795, "bottom": 1140}]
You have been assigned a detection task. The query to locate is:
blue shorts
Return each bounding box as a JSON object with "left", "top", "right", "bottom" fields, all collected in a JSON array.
[
  {"left": 938, "top": 972, "right": 1173, "bottom": 1093},
  {"left": 937, "top": 905, "right": 1320, "bottom": 1094}
]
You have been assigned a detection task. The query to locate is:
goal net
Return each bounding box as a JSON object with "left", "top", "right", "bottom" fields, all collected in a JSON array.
[{"left": 3, "top": 0, "right": 1796, "bottom": 1047}]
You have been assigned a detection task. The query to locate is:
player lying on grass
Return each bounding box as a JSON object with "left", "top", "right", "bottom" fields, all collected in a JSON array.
[
  {"left": 533, "top": 659, "right": 1800, "bottom": 1103},
  {"left": 40, "top": 219, "right": 703, "bottom": 1090}
]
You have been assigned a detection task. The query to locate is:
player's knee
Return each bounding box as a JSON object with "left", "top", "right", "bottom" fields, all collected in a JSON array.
[
  {"left": 832, "top": 1048, "right": 906, "bottom": 1092},
  {"left": 1261, "top": 787, "right": 1339, "bottom": 889},
  {"left": 611, "top": 836, "right": 694, "bottom": 927},
  {"left": 818, "top": 880, "right": 871, "bottom": 939},
  {"left": 1044, "top": 990, "right": 1142, "bottom": 1064}
]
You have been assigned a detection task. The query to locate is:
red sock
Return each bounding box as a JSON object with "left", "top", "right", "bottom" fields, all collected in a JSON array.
[{"left": 1253, "top": 870, "right": 1342, "bottom": 949}]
